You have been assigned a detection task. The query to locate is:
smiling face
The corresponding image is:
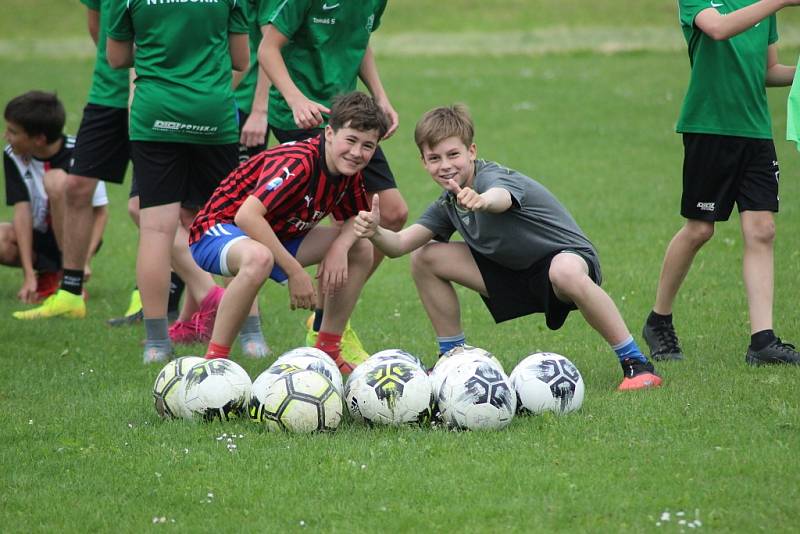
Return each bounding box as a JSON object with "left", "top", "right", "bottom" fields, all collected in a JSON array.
[
  {"left": 420, "top": 136, "right": 477, "bottom": 192},
  {"left": 324, "top": 123, "right": 380, "bottom": 176},
  {"left": 3, "top": 120, "right": 40, "bottom": 158}
]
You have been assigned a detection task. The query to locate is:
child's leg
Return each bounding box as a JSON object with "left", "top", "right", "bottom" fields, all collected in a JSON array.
[
  {"left": 0, "top": 222, "right": 20, "bottom": 266},
  {"left": 653, "top": 219, "right": 714, "bottom": 315},
  {"left": 410, "top": 241, "right": 485, "bottom": 337},
  {"left": 317, "top": 237, "right": 373, "bottom": 335},
  {"left": 740, "top": 210, "right": 774, "bottom": 334},
  {"left": 42, "top": 169, "right": 68, "bottom": 250},
  {"left": 171, "top": 214, "right": 217, "bottom": 317}
]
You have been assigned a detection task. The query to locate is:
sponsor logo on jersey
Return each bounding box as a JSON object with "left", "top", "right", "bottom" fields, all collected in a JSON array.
[
  {"left": 696, "top": 202, "right": 715, "bottom": 212},
  {"left": 146, "top": 0, "right": 219, "bottom": 5},
  {"left": 265, "top": 177, "right": 283, "bottom": 191},
  {"left": 152, "top": 120, "right": 219, "bottom": 134},
  {"left": 322, "top": 2, "right": 339, "bottom": 10}
]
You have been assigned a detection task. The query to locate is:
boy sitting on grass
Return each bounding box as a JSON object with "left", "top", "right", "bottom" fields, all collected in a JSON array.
[
  {"left": 354, "top": 104, "right": 662, "bottom": 391},
  {"left": 188, "top": 91, "right": 388, "bottom": 373}
]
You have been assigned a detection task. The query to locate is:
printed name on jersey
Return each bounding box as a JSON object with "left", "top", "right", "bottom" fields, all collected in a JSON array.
[{"left": 312, "top": 17, "right": 336, "bottom": 25}]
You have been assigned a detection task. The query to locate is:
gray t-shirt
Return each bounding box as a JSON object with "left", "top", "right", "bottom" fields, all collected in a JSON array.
[{"left": 417, "top": 159, "right": 601, "bottom": 280}]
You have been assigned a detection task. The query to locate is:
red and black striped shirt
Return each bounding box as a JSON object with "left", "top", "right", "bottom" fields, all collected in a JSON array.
[{"left": 189, "top": 135, "right": 369, "bottom": 245}]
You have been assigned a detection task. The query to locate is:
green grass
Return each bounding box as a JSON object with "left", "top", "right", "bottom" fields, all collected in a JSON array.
[{"left": 2, "top": 2, "right": 800, "bottom": 533}]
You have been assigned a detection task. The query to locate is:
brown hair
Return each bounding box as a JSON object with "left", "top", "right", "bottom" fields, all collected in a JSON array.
[
  {"left": 4, "top": 90, "right": 65, "bottom": 143},
  {"left": 328, "top": 91, "right": 389, "bottom": 140},
  {"left": 414, "top": 104, "right": 474, "bottom": 154}
]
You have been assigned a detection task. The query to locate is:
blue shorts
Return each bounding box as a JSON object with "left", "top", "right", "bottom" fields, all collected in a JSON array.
[{"left": 190, "top": 223, "right": 304, "bottom": 283}]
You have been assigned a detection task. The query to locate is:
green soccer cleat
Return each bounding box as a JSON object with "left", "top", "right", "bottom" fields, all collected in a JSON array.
[
  {"left": 304, "top": 313, "right": 369, "bottom": 364},
  {"left": 12, "top": 289, "right": 86, "bottom": 320}
]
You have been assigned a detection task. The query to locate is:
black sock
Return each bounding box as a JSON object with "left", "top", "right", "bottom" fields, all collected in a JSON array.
[
  {"left": 751, "top": 329, "right": 776, "bottom": 351},
  {"left": 61, "top": 269, "right": 84, "bottom": 296},
  {"left": 312, "top": 308, "right": 324, "bottom": 332},
  {"left": 167, "top": 272, "right": 185, "bottom": 314},
  {"left": 647, "top": 310, "right": 672, "bottom": 326}
]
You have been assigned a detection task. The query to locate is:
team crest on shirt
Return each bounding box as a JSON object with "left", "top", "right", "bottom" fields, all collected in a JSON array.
[{"left": 265, "top": 177, "right": 284, "bottom": 191}]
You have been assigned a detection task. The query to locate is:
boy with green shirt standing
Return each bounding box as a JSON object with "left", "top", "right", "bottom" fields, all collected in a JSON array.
[
  {"left": 643, "top": 0, "right": 800, "bottom": 366},
  {"left": 106, "top": 0, "right": 250, "bottom": 363}
]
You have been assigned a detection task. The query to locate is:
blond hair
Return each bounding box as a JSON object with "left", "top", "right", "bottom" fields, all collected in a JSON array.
[{"left": 414, "top": 104, "right": 474, "bottom": 154}]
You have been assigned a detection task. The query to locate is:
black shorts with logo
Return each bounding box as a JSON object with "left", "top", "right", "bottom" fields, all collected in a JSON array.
[
  {"left": 681, "top": 133, "right": 779, "bottom": 221},
  {"left": 470, "top": 248, "right": 600, "bottom": 330},
  {"left": 131, "top": 141, "right": 238, "bottom": 209},
  {"left": 69, "top": 103, "right": 131, "bottom": 183},
  {"left": 270, "top": 125, "right": 397, "bottom": 192}
]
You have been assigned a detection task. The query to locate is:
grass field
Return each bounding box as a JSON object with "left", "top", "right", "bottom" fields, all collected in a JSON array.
[{"left": 2, "top": 1, "right": 800, "bottom": 532}]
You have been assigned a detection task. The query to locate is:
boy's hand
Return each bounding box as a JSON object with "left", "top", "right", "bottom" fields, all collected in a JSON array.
[
  {"left": 240, "top": 109, "right": 267, "bottom": 147},
  {"left": 287, "top": 270, "right": 315, "bottom": 310},
  {"left": 317, "top": 247, "right": 348, "bottom": 296},
  {"left": 18, "top": 273, "right": 38, "bottom": 304},
  {"left": 354, "top": 194, "right": 380, "bottom": 238},
  {"left": 288, "top": 95, "right": 330, "bottom": 129},
  {"left": 448, "top": 179, "right": 488, "bottom": 211}
]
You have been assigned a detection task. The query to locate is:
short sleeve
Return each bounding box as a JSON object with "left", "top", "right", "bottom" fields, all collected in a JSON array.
[
  {"left": 270, "top": 0, "right": 311, "bottom": 39},
  {"left": 106, "top": 0, "right": 134, "bottom": 41},
  {"left": 81, "top": 0, "right": 101, "bottom": 11},
  {"left": 371, "top": 0, "right": 387, "bottom": 33},
  {"left": 257, "top": 0, "right": 280, "bottom": 27},
  {"left": 416, "top": 197, "right": 456, "bottom": 242},
  {"left": 768, "top": 14, "right": 778, "bottom": 45},
  {"left": 4, "top": 151, "right": 29, "bottom": 206},
  {"left": 229, "top": 0, "right": 249, "bottom": 34},
  {"left": 678, "top": 0, "right": 711, "bottom": 29}
]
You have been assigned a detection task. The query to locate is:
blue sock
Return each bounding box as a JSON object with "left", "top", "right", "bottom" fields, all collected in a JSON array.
[
  {"left": 612, "top": 335, "right": 647, "bottom": 363},
  {"left": 437, "top": 333, "right": 466, "bottom": 355},
  {"left": 312, "top": 308, "right": 323, "bottom": 332}
]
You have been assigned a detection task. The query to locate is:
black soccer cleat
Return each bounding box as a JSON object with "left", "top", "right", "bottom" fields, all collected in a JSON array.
[
  {"left": 642, "top": 320, "right": 684, "bottom": 361},
  {"left": 106, "top": 309, "right": 144, "bottom": 327},
  {"left": 745, "top": 338, "right": 800, "bottom": 366}
]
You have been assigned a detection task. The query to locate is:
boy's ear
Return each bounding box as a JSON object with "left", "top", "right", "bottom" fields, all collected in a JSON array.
[
  {"left": 324, "top": 124, "right": 334, "bottom": 144},
  {"left": 32, "top": 132, "right": 49, "bottom": 147}
]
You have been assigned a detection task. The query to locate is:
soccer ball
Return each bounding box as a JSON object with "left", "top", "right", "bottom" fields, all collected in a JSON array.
[
  {"left": 248, "top": 363, "right": 303, "bottom": 422},
  {"left": 250, "top": 369, "right": 342, "bottom": 433},
  {"left": 430, "top": 345, "right": 503, "bottom": 398},
  {"left": 438, "top": 359, "right": 516, "bottom": 431},
  {"left": 152, "top": 356, "right": 205, "bottom": 419},
  {"left": 345, "top": 358, "right": 434, "bottom": 426},
  {"left": 273, "top": 347, "right": 343, "bottom": 397},
  {"left": 510, "top": 352, "right": 584, "bottom": 415},
  {"left": 368, "top": 348, "right": 427, "bottom": 372},
  {"left": 180, "top": 359, "right": 252, "bottom": 421}
]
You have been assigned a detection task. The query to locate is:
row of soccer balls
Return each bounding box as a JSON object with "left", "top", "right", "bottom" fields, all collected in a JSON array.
[{"left": 152, "top": 345, "right": 585, "bottom": 432}]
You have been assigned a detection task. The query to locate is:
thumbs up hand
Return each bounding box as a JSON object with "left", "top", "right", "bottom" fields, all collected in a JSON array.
[
  {"left": 354, "top": 193, "right": 381, "bottom": 238},
  {"left": 448, "top": 179, "right": 487, "bottom": 211}
]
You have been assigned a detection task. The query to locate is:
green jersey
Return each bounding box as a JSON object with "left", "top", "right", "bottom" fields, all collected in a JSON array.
[
  {"left": 268, "top": 0, "right": 387, "bottom": 131},
  {"left": 81, "top": 0, "right": 129, "bottom": 109},
  {"left": 234, "top": 0, "right": 277, "bottom": 115},
  {"left": 107, "top": 0, "right": 248, "bottom": 144},
  {"left": 677, "top": 0, "right": 778, "bottom": 139}
]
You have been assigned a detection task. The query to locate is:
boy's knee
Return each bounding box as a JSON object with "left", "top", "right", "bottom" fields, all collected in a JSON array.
[
  {"left": 743, "top": 216, "right": 775, "bottom": 245},
  {"left": 348, "top": 237, "right": 373, "bottom": 265},
  {"left": 127, "top": 196, "right": 140, "bottom": 226},
  {"left": 684, "top": 220, "right": 714, "bottom": 244},
  {"left": 64, "top": 174, "right": 98, "bottom": 206},
  {"left": 0, "top": 224, "right": 17, "bottom": 264},
  {"left": 410, "top": 245, "right": 435, "bottom": 276},
  {"left": 43, "top": 170, "right": 67, "bottom": 200},
  {"left": 374, "top": 191, "right": 408, "bottom": 231},
  {"left": 548, "top": 255, "right": 588, "bottom": 295},
  {"left": 239, "top": 245, "right": 273, "bottom": 282}
]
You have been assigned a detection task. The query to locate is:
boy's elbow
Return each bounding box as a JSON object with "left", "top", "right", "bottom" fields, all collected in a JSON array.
[{"left": 232, "top": 57, "right": 249, "bottom": 72}]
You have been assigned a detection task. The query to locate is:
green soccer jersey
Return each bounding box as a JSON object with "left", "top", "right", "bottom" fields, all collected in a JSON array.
[
  {"left": 81, "top": 0, "right": 129, "bottom": 109},
  {"left": 268, "top": 0, "right": 387, "bottom": 131},
  {"left": 234, "top": 0, "right": 277, "bottom": 115},
  {"left": 677, "top": 0, "right": 778, "bottom": 139},
  {"left": 107, "top": 0, "right": 248, "bottom": 144}
]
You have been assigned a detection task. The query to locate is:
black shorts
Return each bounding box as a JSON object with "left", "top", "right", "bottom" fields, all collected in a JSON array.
[
  {"left": 681, "top": 133, "right": 779, "bottom": 221},
  {"left": 32, "top": 228, "right": 61, "bottom": 273},
  {"left": 270, "top": 126, "right": 397, "bottom": 192},
  {"left": 471, "top": 249, "right": 600, "bottom": 330},
  {"left": 131, "top": 141, "right": 238, "bottom": 209},
  {"left": 238, "top": 109, "right": 268, "bottom": 163},
  {"left": 69, "top": 103, "right": 131, "bottom": 183}
]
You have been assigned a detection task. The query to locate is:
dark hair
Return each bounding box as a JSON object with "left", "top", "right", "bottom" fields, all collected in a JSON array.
[
  {"left": 328, "top": 91, "right": 389, "bottom": 140},
  {"left": 4, "top": 91, "right": 65, "bottom": 143},
  {"left": 414, "top": 104, "right": 474, "bottom": 154}
]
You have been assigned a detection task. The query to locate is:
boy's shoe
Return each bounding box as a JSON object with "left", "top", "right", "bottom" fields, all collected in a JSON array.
[
  {"left": 35, "top": 270, "right": 62, "bottom": 301},
  {"left": 617, "top": 358, "right": 663, "bottom": 391},
  {"left": 304, "top": 314, "right": 369, "bottom": 364},
  {"left": 745, "top": 338, "right": 800, "bottom": 366},
  {"left": 191, "top": 286, "right": 225, "bottom": 341},
  {"left": 642, "top": 320, "right": 684, "bottom": 361},
  {"left": 107, "top": 289, "right": 143, "bottom": 327},
  {"left": 142, "top": 343, "right": 173, "bottom": 364},
  {"left": 12, "top": 289, "right": 86, "bottom": 320},
  {"left": 240, "top": 333, "right": 271, "bottom": 358},
  {"left": 168, "top": 319, "right": 202, "bottom": 345}
]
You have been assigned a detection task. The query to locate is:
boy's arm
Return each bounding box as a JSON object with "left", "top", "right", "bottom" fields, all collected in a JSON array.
[
  {"left": 240, "top": 30, "right": 272, "bottom": 148},
  {"left": 448, "top": 180, "right": 513, "bottom": 213},
  {"left": 354, "top": 194, "right": 434, "bottom": 257},
  {"left": 83, "top": 205, "right": 108, "bottom": 282},
  {"left": 229, "top": 32, "right": 250, "bottom": 72},
  {"left": 766, "top": 44, "right": 796, "bottom": 86},
  {"left": 87, "top": 8, "right": 100, "bottom": 45},
  {"left": 259, "top": 25, "right": 330, "bottom": 129},
  {"left": 234, "top": 195, "right": 315, "bottom": 309},
  {"left": 106, "top": 38, "right": 134, "bottom": 69},
  {"left": 694, "top": 0, "right": 799, "bottom": 41},
  {"left": 317, "top": 217, "right": 361, "bottom": 296},
  {"left": 12, "top": 203, "right": 38, "bottom": 303},
  {"left": 358, "top": 46, "right": 398, "bottom": 139}
]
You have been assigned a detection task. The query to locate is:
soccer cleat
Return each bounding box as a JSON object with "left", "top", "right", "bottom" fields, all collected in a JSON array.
[
  {"left": 305, "top": 314, "right": 369, "bottom": 364},
  {"left": 240, "top": 332, "right": 271, "bottom": 358},
  {"left": 35, "top": 270, "right": 62, "bottom": 301},
  {"left": 168, "top": 319, "right": 202, "bottom": 344},
  {"left": 192, "top": 286, "right": 225, "bottom": 341},
  {"left": 331, "top": 354, "right": 356, "bottom": 375},
  {"left": 617, "top": 358, "right": 662, "bottom": 391},
  {"left": 142, "top": 343, "right": 173, "bottom": 364},
  {"left": 107, "top": 289, "right": 144, "bottom": 327},
  {"left": 12, "top": 289, "right": 85, "bottom": 320},
  {"left": 642, "top": 320, "right": 684, "bottom": 361},
  {"left": 745, "top": 338, "right": 800, "bottom": 366}
]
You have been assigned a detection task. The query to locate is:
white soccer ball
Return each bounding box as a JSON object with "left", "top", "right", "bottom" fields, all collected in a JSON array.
[
  {"left": 368, "top": 348, "right": 427, "bottom": 372},
  {"left": 510, "top": 352, "right": 584, "bottom": 415},
  {"left": 438, "top": 359, "right": 516, "bottom": 431},
  {"left": 273, "top": 347, "right": 343, "bottom": 397},
  {"left": 345, "top": 358, "right": 433, "bottom": 426},
  {"left": 152, "top": 356, "right": 205, "bottom": 419},
  {"left": 430, "top": 344, "right": 504, "bottom": 398},
  {"left": 180, "top": 359, "right": 252, "bottom": 421},
  {"left": 251, "top": 369, "right": 342, "bottom": 433}
]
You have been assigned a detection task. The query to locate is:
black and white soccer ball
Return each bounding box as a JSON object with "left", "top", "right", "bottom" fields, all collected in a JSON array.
[
  {"left": 250, "top": 369, "right": 342, "bottom": 433},
  {"left": 368, "top": 348, "right": 427, "bottom": 372},
  {"left": 437, "top": 359, "right": 516, "bottom": 431},
  {"left": 152, "top": 356, "right": 205, "bottom": 419},
  {"left": 345, "top": 358, "right": 433, "bottom": 426},
  {"left": 510, "top": 352, "right": 584, "bottom": 415},
  {"left": 430, "top": 345, "right": 504, "bottom": 398},
  {"left": 180, "top": 359, "right": 252, "bottom": 421},
  {"left": 273, "top": 347, "right": 343, "bottom": 398}
]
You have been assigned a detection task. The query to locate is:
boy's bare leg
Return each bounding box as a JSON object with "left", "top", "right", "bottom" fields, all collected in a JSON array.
[
  {"left": 42, "top": 169, "right": 68, "bottom": 250},
  {"left": 172, "top": 222, "right": 217, "bottom": 310},
  {"left": 137, "top": 202, "right": 181, "bottom": 319},
  {"left": 317, "top": 238, "right": 373, "bottom": 334},
  {"left": 410, "top": 241, "right": 486, "bottom": 337},
  {"left": 740, "top": 210, "right": 774, "bottom": 334},
  {"left": 653, "top": 219, "right": 715, "bottom": 314},
  {"left": 0, "top": 223, "right": 20, "bottom": 265},
  {"left": 61, "top": 174, "right": 99, "bottom": 273}
]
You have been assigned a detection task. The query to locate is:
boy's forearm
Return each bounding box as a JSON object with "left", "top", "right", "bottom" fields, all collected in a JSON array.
[
  {"left": 766, "top": 63, "right": 796, "bottom": 86},
  {"left": 358, "top": 47, "right": 388, "bottom": 102},
  {"left": 12, "top": 205, "right": 35, "bottom": 276},
  {"left": 695, "top": 0, "right": 790, "bottom": 41},
  {"left": 259, "top": 28, "right": 305, "bottom": 106},
  {"left": 481, "top": 188, "right": 513, "bottom": 213}
]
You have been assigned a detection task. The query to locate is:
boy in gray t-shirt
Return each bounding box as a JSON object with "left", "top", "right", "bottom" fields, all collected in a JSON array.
[{"left": 354, "top": 105, "right": 662, "bottom": 391}]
